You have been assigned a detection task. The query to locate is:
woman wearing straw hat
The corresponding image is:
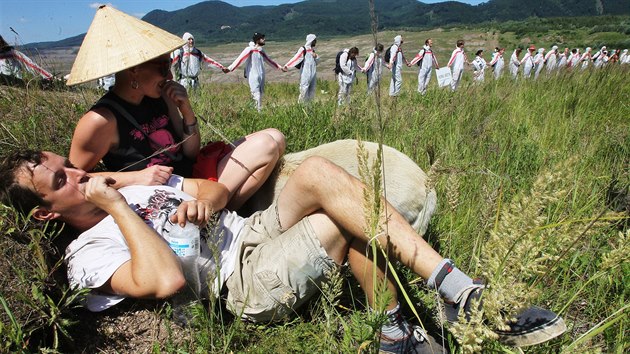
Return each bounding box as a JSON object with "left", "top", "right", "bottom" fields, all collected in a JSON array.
[{"left": 67, "top": 6, "right": 285, "bottom": 211}]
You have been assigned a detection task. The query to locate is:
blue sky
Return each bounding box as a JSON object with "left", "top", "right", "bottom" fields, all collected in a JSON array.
[{"left": 1, "top": 0, "right": 487, "bottom": 44}]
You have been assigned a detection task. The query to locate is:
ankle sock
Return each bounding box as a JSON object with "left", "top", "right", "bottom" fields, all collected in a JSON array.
[
  {"left": 427, "top": 258, "right": 473, "bottom": 302},
  {"left": 380, "top": 303, "right": 412, "bottom": 340}
]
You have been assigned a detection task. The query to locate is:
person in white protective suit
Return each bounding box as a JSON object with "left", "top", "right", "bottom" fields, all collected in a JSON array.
[
  {"left": 0, "top": 35, "right": 53, "bottom": 85},
  {"left": 567, "top": 48, "right": 581, "bottom": 69},
  {"left": 557, "top": 48, "right": 569, "bottom": 70},
  {"left": 97, "top": 74, "right": 115, "bottom": 91},
  {"left": 447, "top": 39, "right": 467, "bottom": 91},
  {"left": 489, "top": 47, "right": 505, "bottom": 80},
  {"left": 171, "top": 32, "right": 226, "bottom": 89},
  {"left": 387, "top": 35, "right": 409, "bottom": 97},
  {"left": 545, "top": 46, "right": 559, "bottom": 73},
  {"left": 591, "top": 46, "right": 608, "bottom": 68},
  {"left": 226, "top": 33, "right": 286, "bottom": 112},
  {"left": 533, "top": 48, "right": 545, "bottom": 79},
  {"left": 620, "top": 49, "right": 629, "bottom": 64},
  {"left": 363, "top": 43, "right": 384, "bottom": 94},
  {"left": 521, "top": 45, "right": 536, "bottom": 79},
  {"left": 508, "top": 47, "right": 522, "bottom": 80},
  {"left": 337, "top": 47, "right": 359, "bottom": 106},
  {"left": 579, "top": 47, "right": 592, "bottom": 70},
  {"left": 471, "top": 49, "right": 486, "bottom": 83},
  {"left": 284, "top": 34, "right": 319, "bottom": 103},
  {"left": 409, "top": 38, "right": 439, "bottom": 95}
]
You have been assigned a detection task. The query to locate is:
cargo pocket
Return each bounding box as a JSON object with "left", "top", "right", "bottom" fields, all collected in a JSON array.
[{"left": 252, "top": 270, "right": 296, "bottom": 322}]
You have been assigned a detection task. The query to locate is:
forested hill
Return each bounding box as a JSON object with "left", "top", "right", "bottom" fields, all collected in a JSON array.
[{"left": 30, "top": 0, "right": 630, "bottom": 48}]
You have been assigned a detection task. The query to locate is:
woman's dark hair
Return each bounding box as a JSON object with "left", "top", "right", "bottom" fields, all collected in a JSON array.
[
  {"left": 0, "top": 150, "right": 49, "bottom": 215},
  {"left": 476, "top": 49, "right": 483, "bottom": 56}
]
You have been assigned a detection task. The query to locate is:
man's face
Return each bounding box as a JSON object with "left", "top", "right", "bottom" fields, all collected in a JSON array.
[
  {"left": 427, "top": 39, "right": 433, "bottom": 47},
  {"left": 18, "top": 151, "right": 90, "bottom": 217},
  {"left": 187, "top": 38, "right": 194, "bottom": 48},
  {"left": 257, "top": 37, "right": 266, "bottom": 46}
]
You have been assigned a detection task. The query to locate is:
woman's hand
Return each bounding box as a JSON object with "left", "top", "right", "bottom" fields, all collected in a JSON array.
[
  {"left": 169, "top": 200, "right": 216, "bottom": 227},
  {"left": 161, "top": 80, "right": 194, "bottom": 118},
  {"left": 134, "top": 165, "right": 174, "bottom": 186}
]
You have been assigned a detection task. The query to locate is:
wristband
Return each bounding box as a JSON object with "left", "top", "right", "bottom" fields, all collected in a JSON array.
[{"left": 183, "top": 120, "right": 198, "bottom": 135}]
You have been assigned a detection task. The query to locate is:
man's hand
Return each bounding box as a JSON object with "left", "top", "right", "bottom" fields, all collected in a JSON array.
[
  {"left": 84, "top": 175, "right": 125, "bottom": 213},
  {"left": 222, "top": 67, "right": 230, "bottom": 73},
  {"left": 170, "top": 200, "right": 216, "bottom": 227}
]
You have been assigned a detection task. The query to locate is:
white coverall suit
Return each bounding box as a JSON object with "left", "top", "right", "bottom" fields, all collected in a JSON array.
[
  {"left": 171, "top": 32, "right": 225, "bottom": 89},
  {"left": 285, "top": 34, "right": 318, "bottom": 103},
  {"left": 533, "top": 48, "right": 545, "bottom": 79},
  {"left": 363, "top": 49, "right": 383, "bottom": 94},
  {"left": 521, "top": 50, "right": 535, "bottom": 78},
  {"left": 509, "top": 50, "right": 521, "bottom": 79},
  {"left": 0, "top": 47, "right": 52, "bottom": 80},
  {"left": 337, "top": 49, "right": 356, "bottom": 105},
  {"left": 228, "top": 42, "right": 283, "bottom": 112},
  {"left": 410, "top": 45, "right": 438, "bottom": 95},
  {"left": 592, "top": 46, "right": 608, "bottom": 68},
  {"left": 579, "top": 48, "right": 592, "bottom": 70},
  {"left": 489, "top": 51, "right": 504, "bottom": 80},
  {"left": 447, "top": 47, "right": 466, "bottom": 91},
  {"left": 557, "top": 50, "right": 568, "bottom": 69},
  {"left": 568, "top": 50, "right": 581, "bottom": 69},
  {"left": 388, "top": 35, "right": 404, "bottom": 97},
  {"left": 545, "top": 46, "right": 558, "bottom": 73},
  {"left": 471, "top": 55, "right": 486, "bottom": 83}
]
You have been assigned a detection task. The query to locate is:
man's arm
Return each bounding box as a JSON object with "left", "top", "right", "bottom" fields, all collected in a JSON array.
[
  {"left": 227, "top": 47, "right": 251, "bottom": 72},
  {"left": 85, "top": 176, "right": 185, "bottom": 299},
  {"left": 409, "top": 49, "right": 424, "bottom": 66}
]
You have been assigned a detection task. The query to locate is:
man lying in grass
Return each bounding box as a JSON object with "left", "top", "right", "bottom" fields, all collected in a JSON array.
[{"left": 0, "top": 149, "right": 566, "bottom": 353}]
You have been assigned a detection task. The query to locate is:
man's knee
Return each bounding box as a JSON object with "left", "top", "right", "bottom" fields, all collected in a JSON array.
[{"left": 297, "top": 156, "right": 350, "bottom": 183}]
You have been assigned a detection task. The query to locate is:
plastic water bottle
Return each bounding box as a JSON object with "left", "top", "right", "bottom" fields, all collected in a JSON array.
[{"left": 165, "top": 221, "right": 201, "bottom": 326}]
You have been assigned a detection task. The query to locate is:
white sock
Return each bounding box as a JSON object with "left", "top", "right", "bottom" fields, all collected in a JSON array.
[{"left": 380, "top": 303, "right": 411, "bottom": 340}]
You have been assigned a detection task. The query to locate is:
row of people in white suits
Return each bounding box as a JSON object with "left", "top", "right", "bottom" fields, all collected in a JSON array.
[{"left": 509, "top": 45, "right": 629, "bottom": 80}]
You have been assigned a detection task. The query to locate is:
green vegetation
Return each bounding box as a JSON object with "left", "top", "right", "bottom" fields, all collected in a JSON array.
[{"left": 1, "top": 26, "right": 629, "bottom": 353}]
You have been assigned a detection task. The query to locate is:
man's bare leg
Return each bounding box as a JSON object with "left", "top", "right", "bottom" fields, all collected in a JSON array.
[{"left": 276, "top": 156, "right": 443, "bottom": 279}]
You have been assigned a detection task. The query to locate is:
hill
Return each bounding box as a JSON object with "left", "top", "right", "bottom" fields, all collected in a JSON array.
[
  {"left": 141, "top": 0, "right": 630, "bottom": 44},
  {"left": 27, "top": 0, "right": 630, "bottom": 49}
]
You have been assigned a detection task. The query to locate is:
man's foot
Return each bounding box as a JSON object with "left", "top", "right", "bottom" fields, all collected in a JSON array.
[
  {"left": 379, "top": 326, "right": 445, "bottom": 353},
  {"left": 444, "top": 281, "right": 567, "bottom": 347},
  {"left": 495, "top": 306, "right": 567, "bottom": 347}
]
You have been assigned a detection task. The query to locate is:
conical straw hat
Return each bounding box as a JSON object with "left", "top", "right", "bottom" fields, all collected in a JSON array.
[{"left": 67, "top": 5, "right": 185, "bottom": 86}]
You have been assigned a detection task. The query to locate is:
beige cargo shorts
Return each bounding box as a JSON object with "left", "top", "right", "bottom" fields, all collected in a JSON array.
[{"left": 225, "top": 202, "right": 336, "bottom": 322}]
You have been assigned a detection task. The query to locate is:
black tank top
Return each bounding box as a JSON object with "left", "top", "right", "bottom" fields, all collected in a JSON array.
[{"left": 92, "top": 92, "right": 194, "bottom": 176}]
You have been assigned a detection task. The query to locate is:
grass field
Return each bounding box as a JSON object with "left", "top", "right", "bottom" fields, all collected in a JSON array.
[{"left": 1, "top": 25, "right": 629, "bottom": 353}]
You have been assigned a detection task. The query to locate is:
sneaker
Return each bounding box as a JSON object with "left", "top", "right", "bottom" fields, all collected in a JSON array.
[
  {"left": 444, "top": 281, "right": 567, "bottom": 347},
  {"left": 495, "top": 306, "right": 567, "bottom": 347},
  {"left": 379, "top": 326, "right": 446, "bottom": 353},
  {"left": 443, "top": 280, "right": 485, "bottom": 323}
]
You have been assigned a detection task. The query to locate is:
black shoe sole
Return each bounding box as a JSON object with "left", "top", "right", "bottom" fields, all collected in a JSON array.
[{"left": 496, "top": 315, "right": 567, "bottom": 347}]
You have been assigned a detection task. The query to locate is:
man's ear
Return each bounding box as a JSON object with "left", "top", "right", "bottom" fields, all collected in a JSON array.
[{"left": 32, "top": 206, "right": 59, "bottom": 221}]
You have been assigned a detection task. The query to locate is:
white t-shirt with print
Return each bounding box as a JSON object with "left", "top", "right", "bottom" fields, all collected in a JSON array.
[{"left": 64, "top": 176, "right": 245, "bottom": 311}]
